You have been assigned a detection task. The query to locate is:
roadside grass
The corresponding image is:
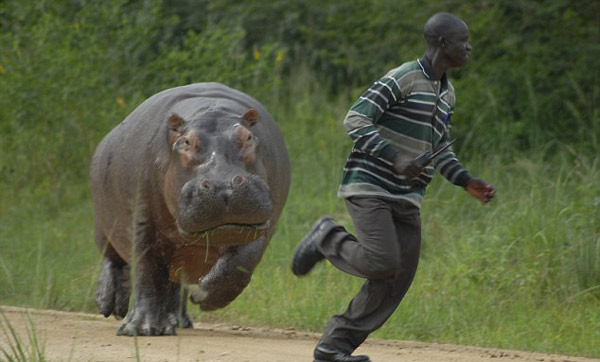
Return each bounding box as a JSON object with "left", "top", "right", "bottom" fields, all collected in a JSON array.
[
  {"left": 0, "top": 195, "right": 99, "bottom": 312},
  {"left": 0, "top": 309, "right": 46, "bottom": 362},
  {"left": 0, "top": 75, "right": 598, "bottom": 357}
]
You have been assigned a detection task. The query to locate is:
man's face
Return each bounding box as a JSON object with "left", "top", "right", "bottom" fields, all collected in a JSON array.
[{"left": 444, "top": 29, "right": 471, "bottom": 68}]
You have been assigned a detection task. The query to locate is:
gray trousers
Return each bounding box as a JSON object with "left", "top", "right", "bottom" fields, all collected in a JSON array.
[{"left": 316, "top": 196, "right": 421, "bottom": 353}]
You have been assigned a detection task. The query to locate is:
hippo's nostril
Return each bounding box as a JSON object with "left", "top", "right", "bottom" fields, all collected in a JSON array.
[
  {"left": 201, "top": 180, "right": 212, "bottom": 190},
  {"left": 232, "top": 175, "right": 244, "bottom": 186}
]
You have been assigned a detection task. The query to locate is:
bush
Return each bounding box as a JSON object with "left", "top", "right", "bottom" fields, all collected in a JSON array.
[{"left": 0, "top": 0, "right": 284, "bottom": 210}]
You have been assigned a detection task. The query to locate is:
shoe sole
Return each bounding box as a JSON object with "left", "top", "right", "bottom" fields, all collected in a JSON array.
[{"left": 314, "top": 359, "right": 370, "bottom": 362}]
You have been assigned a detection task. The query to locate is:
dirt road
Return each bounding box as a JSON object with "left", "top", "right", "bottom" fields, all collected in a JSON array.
[{"left": 1, "top": 306, "right": 598, "bottom": 362}]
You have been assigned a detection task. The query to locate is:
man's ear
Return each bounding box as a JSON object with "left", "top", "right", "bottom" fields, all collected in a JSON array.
[
  {"left": 167, "top": 113, "right": 184, "bottom": 146},
  {"left": 242, "top": 108, "right": 258, "bottom": 127},
  {"left": 438, "top": 36, "right": 447, "bottom": 48}
]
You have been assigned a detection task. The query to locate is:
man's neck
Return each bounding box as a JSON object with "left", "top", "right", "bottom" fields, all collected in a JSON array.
[{"left": 424, "top": 50, "right": 448, "bottom": 81}]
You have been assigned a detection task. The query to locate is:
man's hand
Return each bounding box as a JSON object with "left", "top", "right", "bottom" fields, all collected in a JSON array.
[
  {"left": 393, "top": 153, "right": 427, "bottom": 179},
  {"left": 465, "top": 178, "right": 496, "bottom": 204}
]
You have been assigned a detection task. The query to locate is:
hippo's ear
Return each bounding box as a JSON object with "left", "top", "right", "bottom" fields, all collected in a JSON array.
[
  {"left": 242, "top": 109, "right": 258, "bottom": 127},
  {"left": 167, "top": 113, "right": 184, "bottom": 146}
]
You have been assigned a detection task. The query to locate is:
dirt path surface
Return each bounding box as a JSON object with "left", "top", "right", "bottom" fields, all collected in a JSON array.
[{"left": 1, "top": 306, "right": 598, "bottom": 362}]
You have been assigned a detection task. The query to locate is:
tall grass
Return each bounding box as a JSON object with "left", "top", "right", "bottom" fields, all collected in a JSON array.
[{"left": 0, "top": 309, "right": 46, "bottom": 362}]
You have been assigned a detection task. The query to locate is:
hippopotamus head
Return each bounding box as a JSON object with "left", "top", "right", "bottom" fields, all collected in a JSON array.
[{"left": 162, "top": 106, "right": 273, "bottom": 242}]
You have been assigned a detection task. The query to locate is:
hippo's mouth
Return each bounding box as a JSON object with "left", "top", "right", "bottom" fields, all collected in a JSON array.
[{"left": 180, "top": 221, "right": 270, "bottom": 247}]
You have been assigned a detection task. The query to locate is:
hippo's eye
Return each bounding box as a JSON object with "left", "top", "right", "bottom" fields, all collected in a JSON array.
[{"left": 177, "top": 134, "right": 201, "bottom": 156}]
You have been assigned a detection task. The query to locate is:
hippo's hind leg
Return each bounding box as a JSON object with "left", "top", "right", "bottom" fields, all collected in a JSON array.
[
  {"left": 191, "top": 237, "right": 267, "bottom": 311},
  {"left": 167, "top": 285, "right": 193, "bottom": 329},
  {"left": 95, "top": 230, "right": 130, "bottom": 319},
  {"left": 96, "top": 255, "right": 130, "bottom": 319}
]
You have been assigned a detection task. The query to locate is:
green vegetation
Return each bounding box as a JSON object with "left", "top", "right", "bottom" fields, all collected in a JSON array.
[
  {"left": 0, "top": 310, "right": 46, "bottom": 362},
  {"left": 0, "top": 0, "right": 598, "bottom": 358}
]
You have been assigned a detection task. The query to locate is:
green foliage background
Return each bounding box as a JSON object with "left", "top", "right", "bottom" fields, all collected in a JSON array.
[{"left": 0, "top": 0, "right": 599, "bottom": 358}]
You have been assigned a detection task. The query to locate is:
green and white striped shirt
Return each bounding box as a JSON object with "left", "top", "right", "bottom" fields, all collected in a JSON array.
[{"left": 338, "top": 57, "right": 472, "bottom": 208}]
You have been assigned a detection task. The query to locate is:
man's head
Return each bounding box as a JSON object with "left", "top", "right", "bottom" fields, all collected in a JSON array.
[{"left": 424, "top": 12, "right": 471, "bottom": 68}]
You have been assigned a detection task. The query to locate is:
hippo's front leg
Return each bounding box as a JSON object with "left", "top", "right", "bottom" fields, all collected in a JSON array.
[
  {"left": 117, "top": 250, "right": 183, "bottom": 336},
  {"left": 190, "top": 237, "right": 267, "bottom": 311}
]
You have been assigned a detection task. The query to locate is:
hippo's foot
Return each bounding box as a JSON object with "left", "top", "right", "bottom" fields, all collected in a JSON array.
[
  {"left": 178, "top": 311, "right": 193, "bottom": 329},
  {"left": 95, "top": 258, "right": 130, "bottom": 319},
  {"left": 117, "top": 282, "right": 190, "bottom": 336},
  {"left": 190, "top": 238, "right": 266, "bottom": 311},
  {"left": 117, "top": 304, "right": 178, "bottom": 336},
  {"left": 191, "top": 278, "right": 248, "bottom": 311},
  {"left": 176, "top": 288, "right": 193, "bottom": 329}
]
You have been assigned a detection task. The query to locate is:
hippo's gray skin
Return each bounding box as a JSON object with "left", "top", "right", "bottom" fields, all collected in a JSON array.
[{"left": 90, "top": 83, "right": 290, "bottom": 336}]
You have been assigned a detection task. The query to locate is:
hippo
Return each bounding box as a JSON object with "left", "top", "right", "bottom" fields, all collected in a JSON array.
[{"left": 90, "top": 82, "right": 290, "bottom": 336}]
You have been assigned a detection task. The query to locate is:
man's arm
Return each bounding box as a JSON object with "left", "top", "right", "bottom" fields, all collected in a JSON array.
[
  {"left": 343, "top": 75, "right": 404, "bottom": 164},
  {"left": 433, "top": 134, "right": 495, "bottom": 203},
  {"left": 432, "top": 132, "right": 473, "bottom": 187}
]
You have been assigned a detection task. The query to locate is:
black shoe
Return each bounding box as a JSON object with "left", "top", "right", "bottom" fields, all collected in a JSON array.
[
  {"left": 291, "top": 216, "right": 335, "bottom": 276},
  {"left": 313, "top": 344, "right": 371, "bottom": 362}
]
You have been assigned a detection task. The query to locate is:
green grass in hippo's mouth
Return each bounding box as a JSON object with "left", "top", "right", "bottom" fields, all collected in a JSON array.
[{"left": 182, "top": 221, "right": 270, "bottom": 247}]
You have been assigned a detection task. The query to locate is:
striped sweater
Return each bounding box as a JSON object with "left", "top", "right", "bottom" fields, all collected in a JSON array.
[{"left": 337, "top": 57, "right": 472, "bottom": 208}]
